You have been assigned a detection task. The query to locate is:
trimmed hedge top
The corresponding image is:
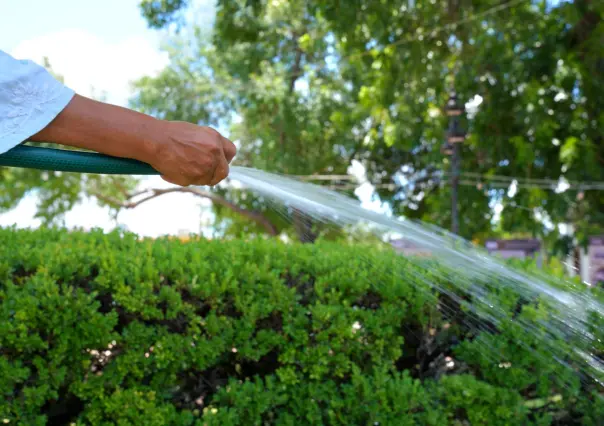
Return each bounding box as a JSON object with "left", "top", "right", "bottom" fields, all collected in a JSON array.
[{"left": 0, "top": 227, "right": 601, "bottom": 425}]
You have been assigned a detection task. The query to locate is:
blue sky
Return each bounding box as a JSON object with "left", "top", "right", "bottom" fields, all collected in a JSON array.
[
  {"left": 0, "top": 0, "right": 220, "bottom": 236},
  {"left": 1, "top": 0, "right": 172, "bottom": 106},
  {"left": 0, "top": 0, "right": 154, "bottom": 53}
]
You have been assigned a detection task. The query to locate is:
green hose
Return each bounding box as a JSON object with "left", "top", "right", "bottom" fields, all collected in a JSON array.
[{"left": 0, "top": 145, "right": 159, "bottom": 175}]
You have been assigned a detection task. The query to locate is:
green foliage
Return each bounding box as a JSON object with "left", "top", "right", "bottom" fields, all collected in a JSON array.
[
  {"left": 310, "top": 0, "right": 604, "bottom": 244},
  {"left": 139, "top": 0, "right": 189, "bottom": 29},
  {"left": 0, "top": 227, "right": 601, "bottom": 424},
  {"left": 131, "top": 0, "right": 604, "bottom": 248}
]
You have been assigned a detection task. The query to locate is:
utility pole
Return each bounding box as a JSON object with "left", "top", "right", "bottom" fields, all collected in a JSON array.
[
  {"left": 451, "top": 142, "right": 460, "bottom": 235},
  {"left": 442, "top": 90, "right": 466, "bottom": 235}
]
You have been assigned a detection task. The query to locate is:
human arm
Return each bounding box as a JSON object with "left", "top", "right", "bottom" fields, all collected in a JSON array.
[
  {"left": 1, "top": 50, "right": 235, "bottom": 186},
  {"left": 30, "top": 94, "right": 236, "bottom": 186}
]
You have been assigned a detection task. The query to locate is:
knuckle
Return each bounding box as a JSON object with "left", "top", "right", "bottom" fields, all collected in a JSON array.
[
  {"left": 199, "top": 157, "right": 216, "bottom": 170},
  {"left": 226, "top": 141, "right": 236, "bottom": 154},
  {"left": 204, "top": 126, "right": 220, "bottom": 136},
  {"left": 208, "top": 143, "right": 221, "bottom": 155}
]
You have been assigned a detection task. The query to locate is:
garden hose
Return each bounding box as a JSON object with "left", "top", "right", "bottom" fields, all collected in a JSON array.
[{"left": 0, "top": 144, "right": 159, "bottom": 175}]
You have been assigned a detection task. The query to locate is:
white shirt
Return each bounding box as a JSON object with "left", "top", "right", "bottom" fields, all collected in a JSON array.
[{"left": 0, "top": 49, "right": 75, "bottom": 154}]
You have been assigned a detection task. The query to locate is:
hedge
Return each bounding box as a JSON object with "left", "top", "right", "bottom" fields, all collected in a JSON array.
[{"left": 0, "top": 227, "right": 602, "bottom": 425}]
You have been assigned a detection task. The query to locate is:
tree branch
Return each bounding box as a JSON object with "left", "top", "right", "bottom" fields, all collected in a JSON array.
[
  {"left": 288, "top": 44, "right": 304, "bottom": 93},
  {"left": 92, "top": 187, "right": 279, "bottom": 236},
  {"left": 280, "top": 36, "right": 305, "bottom": 148}
]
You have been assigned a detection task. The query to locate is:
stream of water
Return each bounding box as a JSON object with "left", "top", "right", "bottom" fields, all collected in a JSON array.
[{"left": 229, "top": 166, "right": 604, "bottom": 386}]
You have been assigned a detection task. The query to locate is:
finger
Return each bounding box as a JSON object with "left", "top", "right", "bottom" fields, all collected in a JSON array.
[
  {"left": 209, "top": 152, "right": 229, "bottom": 186},
  {"left": 161, "top": 174, "right": 191, "bottom": 187},
  {"left": 221, "top": 137, "right": 237, "bottom": 163},
  {"left": 199, "top": 151, "right": 220, "bottom": 185}
]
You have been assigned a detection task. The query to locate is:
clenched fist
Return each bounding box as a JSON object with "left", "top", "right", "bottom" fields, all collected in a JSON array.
[{"left": 148, "top": 122, "right": 236, "bottom": 187}]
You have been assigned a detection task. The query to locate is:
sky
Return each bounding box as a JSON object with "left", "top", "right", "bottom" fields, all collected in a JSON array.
[{"left": 0, "top": 0, "right": 221, "bottom": 237}]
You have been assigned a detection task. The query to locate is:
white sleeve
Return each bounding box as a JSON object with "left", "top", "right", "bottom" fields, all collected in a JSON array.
[{"left": 0, "top": 49, "right": 75, "bottom": 154}]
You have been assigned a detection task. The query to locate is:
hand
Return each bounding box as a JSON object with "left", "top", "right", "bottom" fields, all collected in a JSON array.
[{"left": 148, "top": 121, "right": 237, "bottom": 187}]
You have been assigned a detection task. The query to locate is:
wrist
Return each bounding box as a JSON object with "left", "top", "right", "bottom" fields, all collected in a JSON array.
[{"left": 125, "top": 113, "right": 164, "bottom": 165}]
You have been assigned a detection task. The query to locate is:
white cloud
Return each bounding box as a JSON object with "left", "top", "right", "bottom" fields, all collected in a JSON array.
[
  {"left": 0, "top": 195, "right": 41, "bottom": 229},
  {"left": 11, "top": 28, "right": 169, "bottom": 106}
]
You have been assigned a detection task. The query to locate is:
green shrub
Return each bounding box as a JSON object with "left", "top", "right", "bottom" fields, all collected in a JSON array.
[{"left": 0, "top": 227, "right": 601, "bottom": 425}]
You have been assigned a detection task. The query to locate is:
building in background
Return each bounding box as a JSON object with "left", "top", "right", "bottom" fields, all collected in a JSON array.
[
  {"left": 388, "top": 235, "right": 604, "bottom": 287},
  {"left": 484, "top": 239, "right": 542, "bottom": 267},
  {"left": 579, "top": 236, "right": 604, "bottom": 287},
  {"left": 390, "top": 238, "right": 432, "bottom": 257},
  {"left": 390, "top": 238, "right": 545, "bottom": 262}
]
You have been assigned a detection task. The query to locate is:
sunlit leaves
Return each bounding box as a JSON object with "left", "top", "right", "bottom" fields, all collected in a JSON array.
[
  {"left": 559, "top": 136, "right": 578, "bottom": 167},
  {"left": 130, "top": 0, "right": 604, "bottom": 248}
]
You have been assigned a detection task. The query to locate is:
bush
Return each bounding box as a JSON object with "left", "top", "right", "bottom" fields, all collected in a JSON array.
[{"left": 0, "top": 227, "right": 601, "bottom": 425}]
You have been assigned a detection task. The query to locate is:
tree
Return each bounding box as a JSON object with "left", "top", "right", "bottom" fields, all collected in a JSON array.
[
  {"left": 132, "top": 1, "right": 506, "bottom": 241},
  {"left": 131, "top": 0, "right": 368, "bottom": 242},
  {"left": 310, "top": 0, "right": 604, "bottom": 251}
]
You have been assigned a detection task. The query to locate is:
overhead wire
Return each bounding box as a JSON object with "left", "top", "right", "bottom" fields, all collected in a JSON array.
[{"left": 299, "top": 171, "right": 604, "bottom": 192}]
